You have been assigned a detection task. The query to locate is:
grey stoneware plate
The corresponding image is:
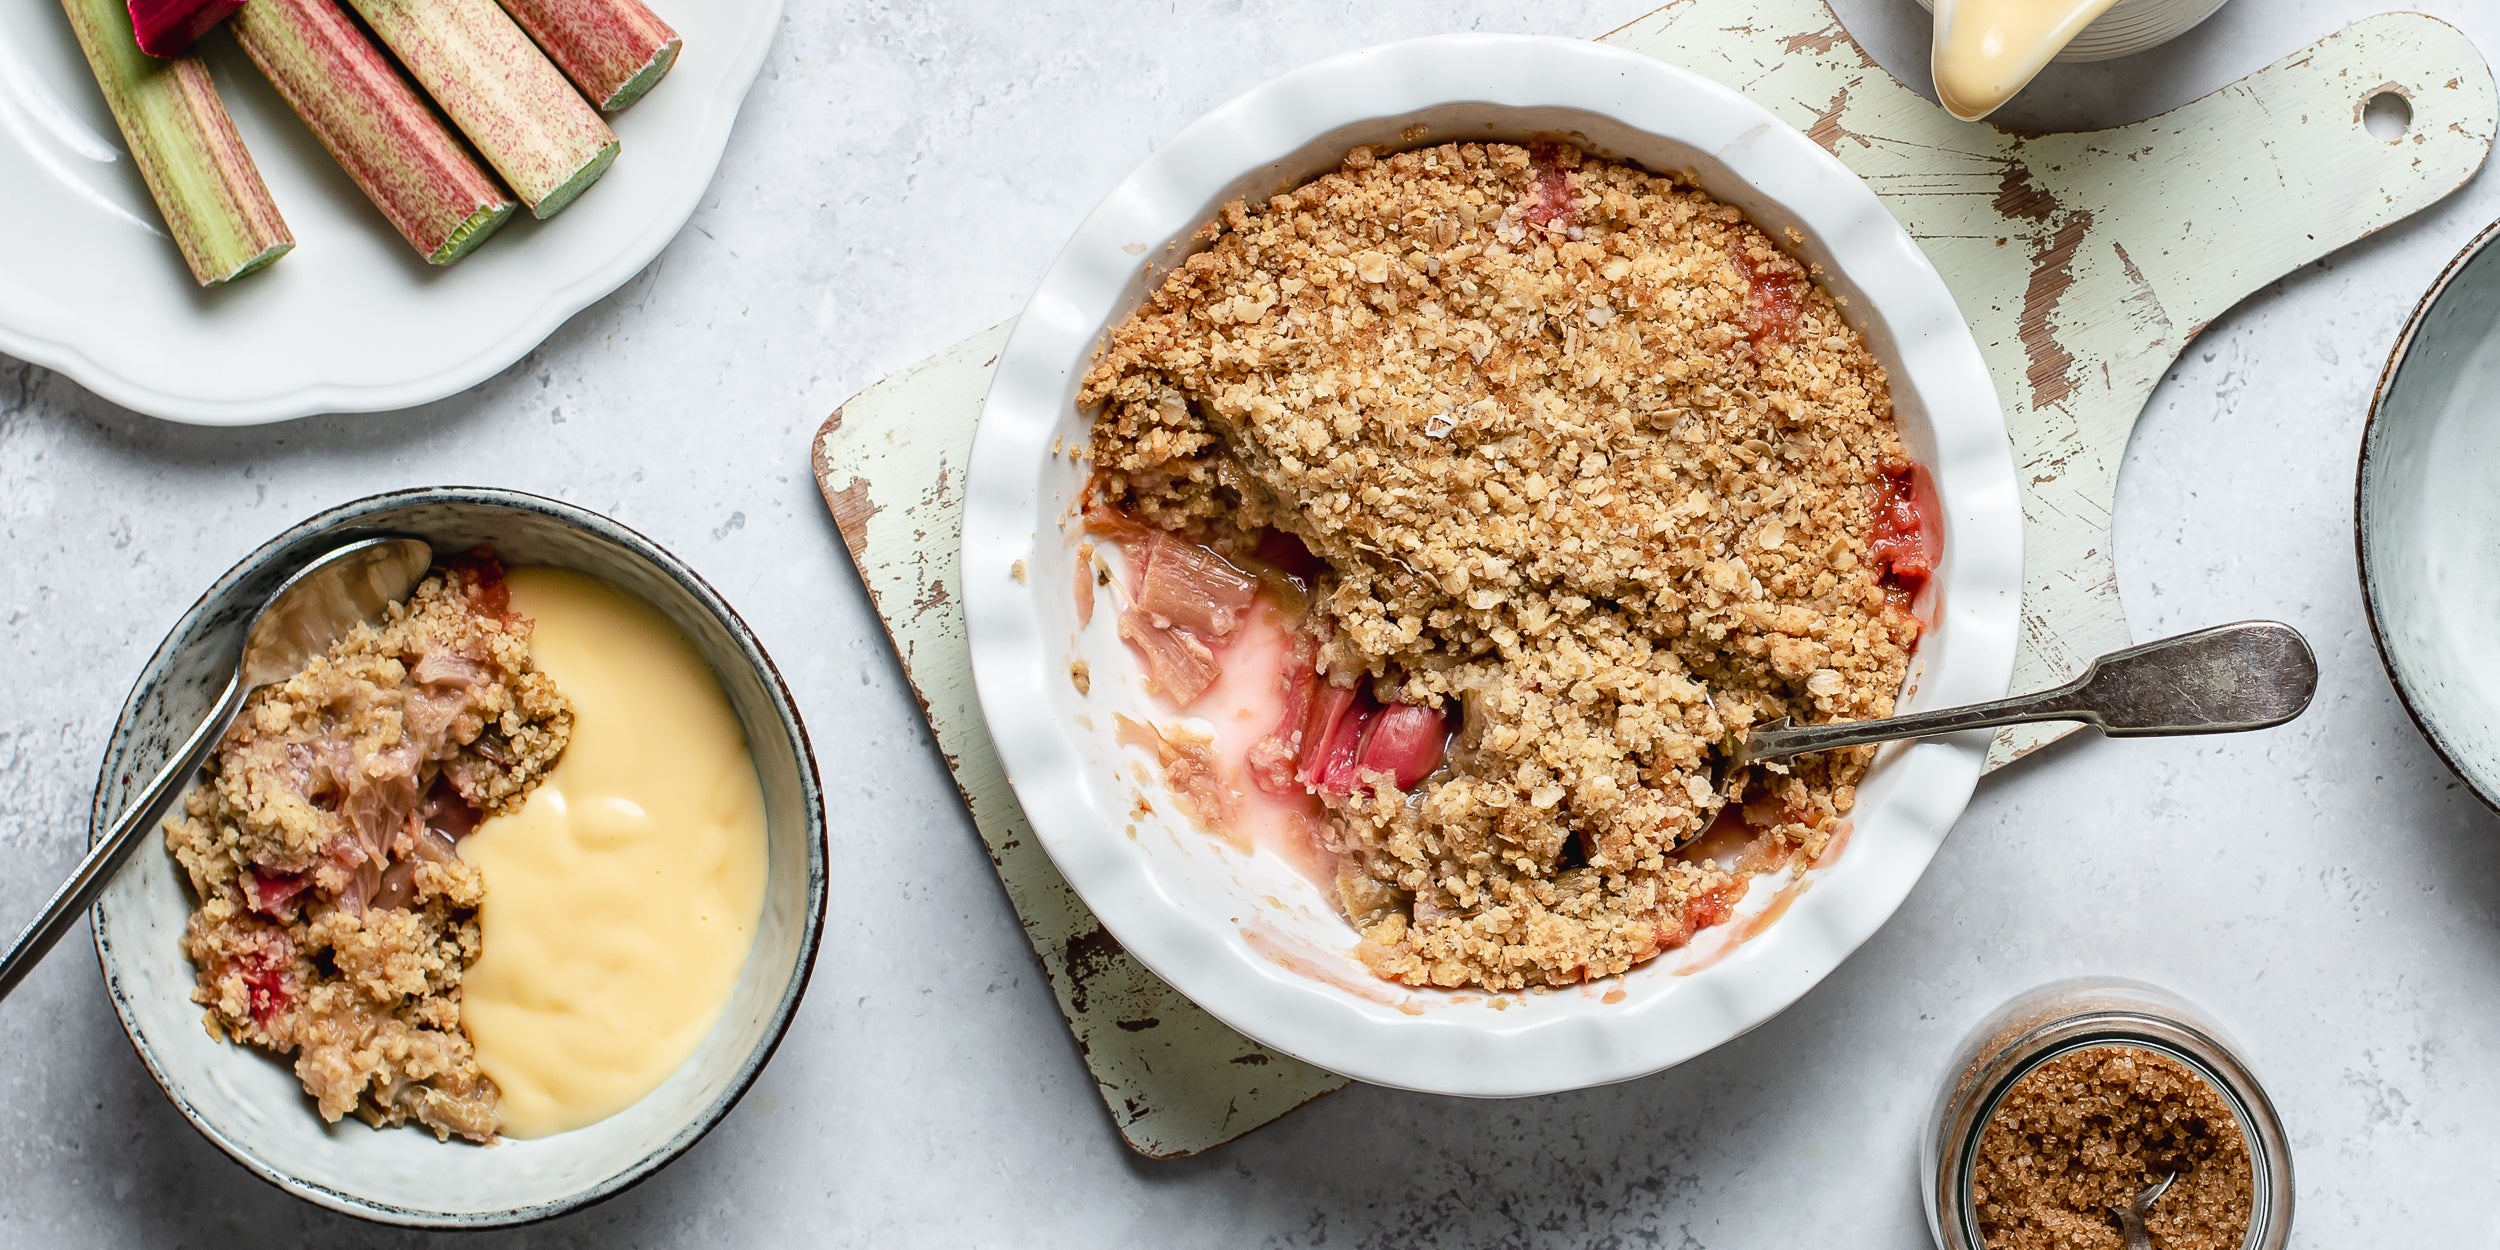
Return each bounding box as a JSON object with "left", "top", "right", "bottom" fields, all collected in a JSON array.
[
  {"left": 86, "top": 487, "right": 827, "bottom": 1228},
  {"left": 2360, "top": 219, "right": 2500, "bottom": 811}
]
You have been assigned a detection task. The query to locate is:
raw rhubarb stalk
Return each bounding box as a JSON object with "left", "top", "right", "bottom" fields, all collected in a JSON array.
[
  {"left": 230, "top": 0, "right": 516, "bottom": 264},
  {"left": 344, "top": 0, "right": 618, "bottom": 218},
  {"left": 127, "top": 0, "right": 245, "bottom": 56},
  {"left": 60, "top": 0, "right": 292, "bottom": 285},
  {"left": 493, "top": 0, "right": 678, "bottom": 112}
]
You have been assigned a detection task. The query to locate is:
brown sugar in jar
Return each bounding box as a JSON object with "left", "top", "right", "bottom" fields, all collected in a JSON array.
[
  {"left": 1924, "top": 979, "right": 2291, "bottom": 1250},
  {"left": 1974, "top": 1045, "right": 2253, "bottom": 1250}
]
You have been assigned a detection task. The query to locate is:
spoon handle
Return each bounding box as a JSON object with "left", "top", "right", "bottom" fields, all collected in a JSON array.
[
  {"left": 0, "top": 674, "right": 242, "bottom": 1003},
  {"left": 1742, "top": 621, "right": 2317, "bottom": 765}
]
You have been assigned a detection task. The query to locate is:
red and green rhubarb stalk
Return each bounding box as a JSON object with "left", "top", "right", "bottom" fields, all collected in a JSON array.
[
  {"left": 493, "top": 0, "right": 679, "bottom": 112},
  {"left": 231, "top": 0, "right": 517, "bottom": 264},
  {"left": 126, "top": 0, "right": 245, "bottom": 56},
  {"left": 60, "top": 0, "right": 292, "bottom": 285},
  {"left": 343, "top": 0, "right": 618, "bottom": 219}
]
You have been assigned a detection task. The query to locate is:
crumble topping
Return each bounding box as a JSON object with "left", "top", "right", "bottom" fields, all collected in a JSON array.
[
  {"left": 1081, "top": 141, "right": 1921, "bottom": 990},
  {"left": 1975, "top": 1046, "right": 2255, "bottom": 1250},
  {"left": 165, "top": 558, "right": 570, "bottom": 1142}
]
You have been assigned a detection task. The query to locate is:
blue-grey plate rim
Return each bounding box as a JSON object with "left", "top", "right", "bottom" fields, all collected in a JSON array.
[{"left": 2356, "top": 216, "right": 2500, "bottom": 816}]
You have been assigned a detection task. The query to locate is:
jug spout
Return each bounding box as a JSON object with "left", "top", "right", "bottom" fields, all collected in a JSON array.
[{"left": 1932, "top": 0, "right": 2121, "bottom": 121}]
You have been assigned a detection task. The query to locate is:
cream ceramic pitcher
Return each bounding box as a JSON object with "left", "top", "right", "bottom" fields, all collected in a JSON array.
[{"left": 1924, "top": 0, "right": 2234, "bottom": 121}]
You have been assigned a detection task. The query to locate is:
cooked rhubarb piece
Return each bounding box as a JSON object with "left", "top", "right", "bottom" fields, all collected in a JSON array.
[
  {"left": 1117, "top": 608, "right": 1219, "bottom": 705},
  {"left": 344, "top": 0, "right": 619, "bottom": 218},
  {"left": 1735, "top": 249, "right": 1807, "bottom": 350},
  {"left": 492, "top": 0, "right": 679, "bottom": 112},
  {"left": 232, "top": 0, "right": 518, "bottom": 264},
  {"left": 1868, "top": 463, "right": 1943, "bottom": 600},
  {"left": 1355, "top": 702, "right": 1449, "bottom": 790},
  {"left": 61, "top": 0, "right": 292, "bottom": 285},
  {"left": 1135, "top": 533, "right": 1259, "bottom": 638},
  {"left": 127, "top": 0, "right": 244, "bottom": 55},
  {"left": 1296, "top": 683, "right": 1370, "bottom": 795}
]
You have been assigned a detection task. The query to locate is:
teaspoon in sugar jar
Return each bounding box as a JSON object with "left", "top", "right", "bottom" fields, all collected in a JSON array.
[
  {"left": 1727, "top": 620, "right": 2318, "bottom": 770},
  {"left": 0, "top": 536, "right": 433, "bottom": 1004}
]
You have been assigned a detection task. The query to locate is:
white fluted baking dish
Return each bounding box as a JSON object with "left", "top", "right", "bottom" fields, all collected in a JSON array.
[{"left": 962, "top": 34, "right": 2022, "bottom": 1097}]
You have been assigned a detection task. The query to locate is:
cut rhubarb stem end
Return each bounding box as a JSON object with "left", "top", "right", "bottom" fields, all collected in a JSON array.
[
  {"left": 595, "top": 35, "right": 678, "bottom": 111},
  {"left": 493, "top": 0, "right": 681, "bottom": 112},
  {"left": 62, "top": 0, "right": 292, "bottom": 285},
  {"left": 525, "top": 135, "right": 618, "bottom": 219},
  {"left": 431, "top": 199, "right": 518, "bottom": 263}
]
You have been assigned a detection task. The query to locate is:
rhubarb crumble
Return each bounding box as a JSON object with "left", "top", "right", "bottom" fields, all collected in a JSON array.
[
  {"left": 1080, "top": 141, "right": 1934, "bottom": 990},
  {"left": 165, "top": 555, "right": 570, "bottom": 1142}
]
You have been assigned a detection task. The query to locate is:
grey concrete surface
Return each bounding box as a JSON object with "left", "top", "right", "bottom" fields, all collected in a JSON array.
[{"left": 4, "top": 1, "right": 2495, "bottom": 1245}]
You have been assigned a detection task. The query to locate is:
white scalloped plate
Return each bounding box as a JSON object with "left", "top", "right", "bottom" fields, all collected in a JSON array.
[
  {"left": 0, "top": 0, "right": 777, "bottom": 425},
  {"left": 963, "top": 34, "right": 2023, "bottom": 1097}
]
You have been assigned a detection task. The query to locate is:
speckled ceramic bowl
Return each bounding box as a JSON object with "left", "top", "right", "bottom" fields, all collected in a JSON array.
[
  {"left": 2360, "top": 220, "right": 2500, "bottom": 812},
  {"left": 88, "top": 487, "right": 826, "bottom": 1228}
]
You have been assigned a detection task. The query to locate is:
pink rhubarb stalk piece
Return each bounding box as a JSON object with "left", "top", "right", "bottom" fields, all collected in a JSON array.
[
  {"left": 1296, "top": 684, "right": 1371, "bottom": 795},
  {"left": 1117, "top": 609, "right": 1220, "bottom": 706},
  {"left": 127, "top": 0, "right": 244, "bottom": 56},
  {"left": 231, "top": 0, "right": 518, "bottom": 264},
  {"left": 344, "top": 0, "right": 619, "bottom": 218},
  {"left": 1135, "top": 533, "right": 1258, "bottom": 639},
  {"left": 492, "top": 0, "right": 680, "bottom": 112},
  {"left": 1356, "top": 703, "right": 1449, "bottom": 790}
]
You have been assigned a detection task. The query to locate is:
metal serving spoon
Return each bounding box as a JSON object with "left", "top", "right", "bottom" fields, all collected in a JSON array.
[
  {"left": 0, "top": 536, "right": 432, "bottom": 1004},
  {"left": 2113, "top": 1171, "right": 2178, "bottom": 1250},
  {"left": 1730, "top": 620, "right": 2317, "bottom": 770}
]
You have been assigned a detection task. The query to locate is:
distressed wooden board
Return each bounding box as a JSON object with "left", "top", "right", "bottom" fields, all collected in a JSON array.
[
  {"left": 814, "top": 4, "right": 2495, "bottom": 1156},
  {"left": 816, "top": 326, "right": 1348, "bottom": 1159}
]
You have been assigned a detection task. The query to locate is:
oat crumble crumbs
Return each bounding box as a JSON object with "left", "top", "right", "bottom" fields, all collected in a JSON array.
[
  {"left": 1976, "top": 1046, "right": 2254, "bottom": 1250},
  {"left": 165, "top": 558, "right": 571, "bottom": 1142},
  {"left": 1080, "top": 141, "right": 1921, "bottom": 991}
]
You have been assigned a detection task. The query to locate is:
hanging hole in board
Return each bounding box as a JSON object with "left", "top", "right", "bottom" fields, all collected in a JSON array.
[{"left": 2363, "top": 90, "right": 2413, "bottom": 142}]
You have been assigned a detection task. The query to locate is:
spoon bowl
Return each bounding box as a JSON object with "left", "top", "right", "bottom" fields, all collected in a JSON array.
[{"left": 0, "top": 536, "right": 432, "bottom": 1003}]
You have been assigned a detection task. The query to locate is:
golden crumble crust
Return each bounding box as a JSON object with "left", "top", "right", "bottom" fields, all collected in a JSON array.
[{"left": 1082, "top": 142, "right": 1920, "bottom": 990}]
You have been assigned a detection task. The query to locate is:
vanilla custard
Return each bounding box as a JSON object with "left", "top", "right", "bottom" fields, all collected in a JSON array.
[{"left": 459, "top": 567, "right": 769, "bottom": 1139}]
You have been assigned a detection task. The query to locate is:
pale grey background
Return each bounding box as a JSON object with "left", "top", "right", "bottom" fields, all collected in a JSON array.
[{"left": 3, "top": 1, "right": 2493, "bottom": 1245}]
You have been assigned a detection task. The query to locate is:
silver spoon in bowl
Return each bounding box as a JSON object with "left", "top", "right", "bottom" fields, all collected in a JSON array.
[
  {"left": 0, "top": 536, "right": 433, "bottom": 1004},
  {"left": 1728, "top": 620, "right": 2317, "bottom": 770}
]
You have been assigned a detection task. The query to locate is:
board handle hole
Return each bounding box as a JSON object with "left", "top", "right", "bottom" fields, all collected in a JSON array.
[{"left": 2364, "top": 91, "right": 2414, "bottom": 142}]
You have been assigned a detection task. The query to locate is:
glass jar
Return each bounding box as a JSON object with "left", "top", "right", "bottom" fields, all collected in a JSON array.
[{"left": 1922, "top": 977, "right": 2293, "bottom": 1250}]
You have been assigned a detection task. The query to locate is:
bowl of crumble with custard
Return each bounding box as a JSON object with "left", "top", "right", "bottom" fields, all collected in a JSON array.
[{"left": 963, "top": 34, "right": 2022, "bottom": 1096}]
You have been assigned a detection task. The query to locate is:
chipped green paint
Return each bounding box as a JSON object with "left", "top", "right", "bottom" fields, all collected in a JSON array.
[{"left": 813, "top": 3, "right": 2494, "bottom": 1156}]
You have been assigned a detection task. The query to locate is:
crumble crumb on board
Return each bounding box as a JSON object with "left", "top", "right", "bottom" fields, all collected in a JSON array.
[{"left": 1082, "top": 141, "right": 1916, "bottom": 990}]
